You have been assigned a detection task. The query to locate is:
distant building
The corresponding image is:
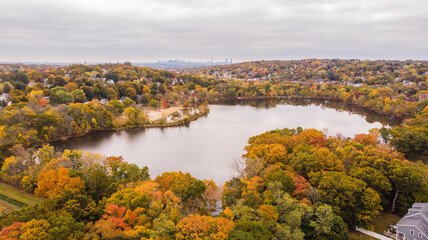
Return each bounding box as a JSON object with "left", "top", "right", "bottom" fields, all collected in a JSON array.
[
  {"left": 402, "top": 80, "right": 415, "bottom": 86},
  {"left": 406, "top": 96, "right": 415, "bottom": 102},
  {"left": 396, "top": 202, "right": 428, "bottom": 240},
  {"left": 0, "top": 93, "right": 10, "bottom": 102},
  {"left": 419, "top": 93, "right": 428, "bottom": 102},
  {"left": 100, "top": 98, "right": 108, "bottom": 105}
]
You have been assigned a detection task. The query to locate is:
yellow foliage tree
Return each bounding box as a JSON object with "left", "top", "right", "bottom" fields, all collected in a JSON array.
[
  {"left": 20, "top": 219, "right": 50, "bottom": 240},
  {"left": 175, "top": 214, "right": 234, "bottom": 240},
  {"left": 35, "top": 167, "right": 85, "bottom": 198}
]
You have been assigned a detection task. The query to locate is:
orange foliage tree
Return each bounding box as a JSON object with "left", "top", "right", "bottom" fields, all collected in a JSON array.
[
  {"left": 175, "top": 214, "right": 235, "bottom": 240},
  {"left": 353, "top": 133, "right": 378, "bottom": 146},
  {"left": 35, "top": 167, "right": 85, "bottom": 198},
  {"left": 0, "top": 222, "right": 22, "bottom": 239},
  {"left": 91, "top": 204, "right": 134, "bottom": 239}
]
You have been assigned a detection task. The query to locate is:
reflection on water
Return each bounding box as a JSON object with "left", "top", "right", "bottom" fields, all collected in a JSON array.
[
  {"left": 53, "top": 101, "right": 389, "bottom": 184},
  {"left": 217, "top": 99, "right": 399, "bottom": 126}
]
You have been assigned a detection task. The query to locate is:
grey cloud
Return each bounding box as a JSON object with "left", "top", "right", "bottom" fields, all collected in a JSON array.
[{"left": 0, "top": 0, "right": 427, "bottom": 62}]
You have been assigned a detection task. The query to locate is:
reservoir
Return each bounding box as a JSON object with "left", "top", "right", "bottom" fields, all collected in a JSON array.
[{"left": 54, "top": 100, "right": 392, "bottom": 184}]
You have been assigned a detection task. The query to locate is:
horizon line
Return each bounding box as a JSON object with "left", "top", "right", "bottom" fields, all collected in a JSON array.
[{"left": 1, "top": 57, "right": 428, "bottom": 65}]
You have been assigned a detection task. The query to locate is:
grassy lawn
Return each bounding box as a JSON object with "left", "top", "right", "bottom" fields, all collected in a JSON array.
[
  {"left": 419, "top": 155, "right": 428, "bottom": 164},
  {"left": 0, "top": 199, "right": 22, "bottom": 214},
  {"left": 349, "top": 231, "right": 378, "bottom": 240},
  {"left": 372, "top": 212, "right": 401, "bottom": 234},
  {"left": 0, "top": 182, "right": 43, "bottom": 213}
]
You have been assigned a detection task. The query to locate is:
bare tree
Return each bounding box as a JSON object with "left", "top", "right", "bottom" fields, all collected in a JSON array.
[
  {"left": 230, "top": 157, "right": 246, "bottom": 179},
  {"left": 243, "top": 157, "right": 265, "bottom": 180},
  {"left": 309, "top": 186, "right": 320, "bottom": 205}
]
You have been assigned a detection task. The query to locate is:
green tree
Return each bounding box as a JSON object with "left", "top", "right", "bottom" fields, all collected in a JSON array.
[
  {"left": 47, "top": 213, "right": 85, "bottom": 240},
  {"left": 106, "top": 156, "right": 150, "bottom": 185},
  {"left": 123, "top": 98, "right": 136, "bottom": 108},
  {"left": 105, "top": 87, "right": 118, "bottom": 100},
  {"left": 123, "top": 107, "right": 146, "bottom": 127},
  {"left": 379, "top": 127, "right": 391, "bottom": 144},
  {"left": 388, "top": 160, "right": 425, "bottom": 214},
  {"left": 229, "top": 220, "right": 274, "bottom": 240},
  {"left": 391, "top": 128, "right": 428, "bottom": 159},
  {"left": 50, "top": 87, "right": 73, "bottom": 104},
  {"left": 222, "top": 177, "right": 246, "bottom": 208},
  {"left": 54, "top": 189, "right": 101, "bottom": 222},
  {"left": 350, "top": 166, "right": 392, "bottom": 195},
  {"left": 79, "top": 86, "right": 93, "bottom": 100},
  {"left": 151, "top": 214, "right": 176, "bottom": 240},
  {"left": 149, "top": 99, "right": 160, "bottom": 109},
  {"left": 305, "top": 204, "right": 349, "bottom": 240},
  {"left": 71, "top": 89, "right": 86, "bottom": 103},
  {"left": 85, "top": 167, "right": 113, "bottom": 202},
  {"left": 314, "top": 171, "right": 382, "bottom": 228},
  {"left": 125, "top": 87, "right": 137, "bottom": 100},
  {"left": 106, "top": 100, "right": 124, "bottom": 116},
  {"left": 264, "top": 164, "right": 295, "bottom": 193}
]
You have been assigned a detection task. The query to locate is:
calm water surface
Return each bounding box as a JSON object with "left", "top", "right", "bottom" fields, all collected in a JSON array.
[{"left": 55, "top": 101, "right": 388, "bottom": 184}]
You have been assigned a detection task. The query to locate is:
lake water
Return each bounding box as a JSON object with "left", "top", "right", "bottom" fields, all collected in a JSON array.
[{"left": 54, "top": 100, "right": 391, "bottom": 184}]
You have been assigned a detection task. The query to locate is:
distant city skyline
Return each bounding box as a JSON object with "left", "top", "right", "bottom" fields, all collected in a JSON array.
[
  {"left": 0, "top": 58, "right": 236, "bottom": 65},
  {"left": 1, "top": 0, "right": 427, "bottom": 62},
  {"left": 156, "top": 59, "right": 232, "bottom": 64}
]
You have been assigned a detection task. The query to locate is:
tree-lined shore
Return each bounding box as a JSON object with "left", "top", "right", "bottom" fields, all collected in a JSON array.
[{"left": 0, "top": 59, "right": 426, "bottom": 239}]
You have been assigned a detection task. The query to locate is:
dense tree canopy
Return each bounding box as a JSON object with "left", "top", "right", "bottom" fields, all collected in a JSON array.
[{"left": 0, "top": 60, "right": 427, "bottom": 238}]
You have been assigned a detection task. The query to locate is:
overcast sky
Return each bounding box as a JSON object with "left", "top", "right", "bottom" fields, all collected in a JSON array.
[{"left": 1, "top": 0, "right": 427, "bottom": 63}]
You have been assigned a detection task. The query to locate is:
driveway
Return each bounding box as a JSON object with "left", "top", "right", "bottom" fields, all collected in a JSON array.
[{"left": 356, "top": 227, "right": 393, "bottom": 240}]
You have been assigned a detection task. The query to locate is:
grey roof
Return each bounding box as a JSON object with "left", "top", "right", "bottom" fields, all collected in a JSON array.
[
  {"left": 398, "top": 218, "right": 422, "bottom": 226},
  {"left": 416, "top": 220, "right": 428, "bottom": 237},
  {"left": 397, "top": 202, "right": 428, "bottom": 238},
  {"left": 404, "top": 203, "right": 428, "bottom": 221}
]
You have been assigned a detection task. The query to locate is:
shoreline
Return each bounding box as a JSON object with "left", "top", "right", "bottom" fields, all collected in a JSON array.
[
  {"left": 49, "top": 106, "right": 210, "bottom": 146},
  {"left": 29, "top": 95, "right": 404, "bottom": 148},
  {"left": 145, "top": 106, "right": 183, "bottom": 121},
  {"left": 207, "top": 95, "right": 405, "bottom": 123}
]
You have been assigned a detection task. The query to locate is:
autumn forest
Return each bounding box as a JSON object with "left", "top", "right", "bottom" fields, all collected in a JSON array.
[{"left": 0, "top": 59, "right": 427, "bottom": 239}]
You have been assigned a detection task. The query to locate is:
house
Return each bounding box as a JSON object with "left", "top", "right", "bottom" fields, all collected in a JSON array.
[
  {"left": 100, "top": 98, "right": 108, "bottom": 105},
  {"left": 119, "top": 97, "right": 129, "bottom": 102},
  {"left": 0, "top": 93, "right": 10, "bottom": 102},
  {"left": 396, "top": 202, "right": 428, "bottom": 240},
  {"left": 406, "top": 96, "right": 415, "bottom": 102},
  {"left": 402, "top": 80, "right": 415, "bottom": 86}
]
